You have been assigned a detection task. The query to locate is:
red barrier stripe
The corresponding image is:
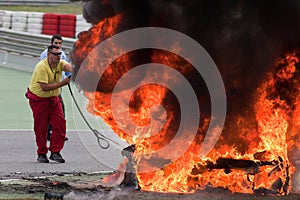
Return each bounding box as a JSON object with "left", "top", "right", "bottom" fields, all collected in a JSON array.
[
  {"left": 59, "top": 24, "right": 75, "bottom": 32},
  {"left": 59, "top": 14, "right": 76, "bottom": 21},
  {"left": 59, "top": 14, "right": 76, "bottom": 38},
  {"left": 43, "top": 13, "right": 59, "bottom": 19},
  {"left": 42, "top": 29, "right": 59, "bottom": 35},
  {"left": 59, "top": 30, "right": 75, "bottom": 38},
  {"left": 43, "top": 18, "right": 59, "bottom": 25},
  {"left": 59, "top": 20, "right": 76, "bottom": 26},
  {"left": 42, "top": 13, "right": 77, "bottom": 38}
]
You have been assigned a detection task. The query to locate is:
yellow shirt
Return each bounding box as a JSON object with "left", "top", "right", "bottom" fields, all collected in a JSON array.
[{"left": 29, "top": 58, "right": 67, "bottom": 97}]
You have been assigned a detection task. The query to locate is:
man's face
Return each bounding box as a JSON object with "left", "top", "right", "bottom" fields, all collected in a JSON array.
[
  {"left": 52, "top": 39, "right": 63, "bottom": 48},
  {"left": 48, "top": 47, "right": 62, "bottom": 64}
]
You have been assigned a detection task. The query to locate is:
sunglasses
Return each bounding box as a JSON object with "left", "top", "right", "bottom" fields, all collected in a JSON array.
[
  {"left": 50, "top": 52, "right": 62, "bottom": 56},
  {"left": 54, "top": 42, "right": 62, "bottom": 45}
]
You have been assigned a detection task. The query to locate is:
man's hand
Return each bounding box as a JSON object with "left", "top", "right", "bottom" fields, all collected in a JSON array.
[{"left": 62, "top": 76, "right": 71, "bottom": 86}]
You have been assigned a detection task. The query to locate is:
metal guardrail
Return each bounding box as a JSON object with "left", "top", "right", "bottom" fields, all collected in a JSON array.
[
  {"left": 0, "top": 28, "right": 76, "bottom": 58},
  {"left": 0, "top": 0, "right": 70, "bottom": 6}
]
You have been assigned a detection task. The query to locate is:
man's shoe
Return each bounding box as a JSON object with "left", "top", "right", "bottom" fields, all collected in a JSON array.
[
  {"left": 37, "top": 154, "right": 49, "bottom": 163},
  {"left": 49, "top": 152, "right": 65, "bottom": 163}
]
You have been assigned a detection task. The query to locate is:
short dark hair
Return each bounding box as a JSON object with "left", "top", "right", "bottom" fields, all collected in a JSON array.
[
  {"left": 47, "top": 45, "right": 60, "bottom": 53},
  {"left": 51, "top": 34, "right": 63, "bottom": 44}
]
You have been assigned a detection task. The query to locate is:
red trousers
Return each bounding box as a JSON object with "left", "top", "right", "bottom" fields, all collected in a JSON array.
[{"left": 27, "top": 89, "right": 66, "bottom": 155}]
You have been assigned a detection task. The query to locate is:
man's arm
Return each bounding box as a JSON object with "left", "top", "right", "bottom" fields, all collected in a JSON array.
[
  {"left": 39, "top": 78, "right": 71, "bottom": 91},
  {"left": 63, "top": 63, "right": 73, "bottom": 73}
]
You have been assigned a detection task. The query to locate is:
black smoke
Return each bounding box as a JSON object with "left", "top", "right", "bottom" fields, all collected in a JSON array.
[
  {"left": 72, "top": 0, "right": 300, "bottom": 100},
  {"left": 71, "top": 0, "right": 300, "bottom": 152}
]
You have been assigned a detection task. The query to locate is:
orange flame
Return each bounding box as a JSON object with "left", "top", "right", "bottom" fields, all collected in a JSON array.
[{"left": 71, "top": 13, "right": 300, "bottom": 195}]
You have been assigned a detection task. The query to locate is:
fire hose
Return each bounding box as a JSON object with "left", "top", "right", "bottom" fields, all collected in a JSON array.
[{"left": 67, "top": 82, "right": 120, "bottom": 149}]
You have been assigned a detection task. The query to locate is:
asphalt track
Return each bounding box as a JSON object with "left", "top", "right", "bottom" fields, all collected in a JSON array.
[{"left": 0, "top": 65, "right": 128, "bottom": 177}]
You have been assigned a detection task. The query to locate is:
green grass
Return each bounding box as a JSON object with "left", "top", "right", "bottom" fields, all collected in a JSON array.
[{"left": 0, "top": 4, "right": 84, "bottom": 14}]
